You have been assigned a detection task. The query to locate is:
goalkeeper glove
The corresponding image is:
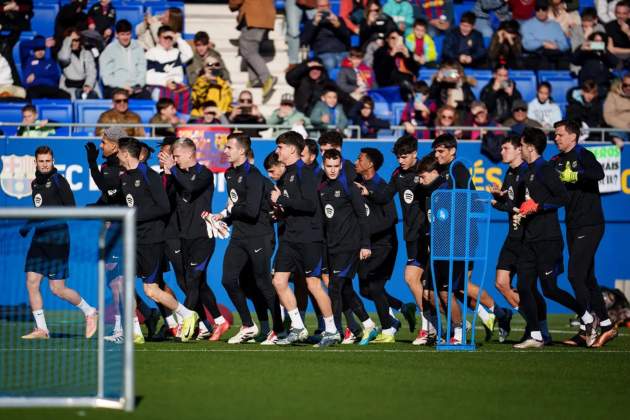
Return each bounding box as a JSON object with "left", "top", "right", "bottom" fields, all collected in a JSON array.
[
  {"left": 84, "top": 142, "right": 99, "bottom": 165},
  {"left": 559, "top": 161, "right": 578, "bottom": 183},
  {"left": 519, "top": 199, "right": 539, "bottom": 216}
]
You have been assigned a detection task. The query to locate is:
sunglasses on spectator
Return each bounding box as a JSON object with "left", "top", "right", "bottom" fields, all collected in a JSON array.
[
  {"left": 623, "top": 83, "right": 630, "bottom": 88},
  {"left": 514, "top": 108, "right": 527, "bottom": 112},
  {"left": 206, "top": 62, "right": 220, "bottom": 68},
  {"left": 161, "top": 35, "right": 174, "bottom": 41},
  {"left": 440, "top": 114, "right": 455, "bottom": 120},
  {"left": 114, "top": 98, "right": 128, "bottom": 103},
  {"left": 239, "top": 98, "right": 253, "bottom": 103}
]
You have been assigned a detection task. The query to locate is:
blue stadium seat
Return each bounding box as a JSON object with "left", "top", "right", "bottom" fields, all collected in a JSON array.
[
  {"left": 115, "top": 4, "right": 145, "bottom": 28},
  {"left": 509, "top": 70, "right": 537, "bottom": 102},
  {"left": 74, "top": 99, "right": 112, "bottom": 134},
  {"left": 391, "top": 101, "right": 407, "bottom": 125},
  {"left": 0, "top": 103, "right": 27, "bottom": 136},
  {"left": 538, "top": 70, "right": 578, "bottom": 103},
  {"left": 368, "top": 86, "right": 402, "bottom": 103},
  {"left": 32, "top": 99, "right": 73, "bottom": 136},
  {"left": 275, "top": 0, "right": 285, "bottom": 12},
  {"left": 418, "top": 68, "right": 437, "bottom": 83},
  {"left": 328, "top": 67, "right": 340, "bottom": 81},
  {"left": 433, "top": 34, "right": 444, "bottom": 60},
  {"left": 466, "top": 69, "right": 492, "bottom": 99},
  {"left": 31, "top": 4, "right": 59, "bottom": 38},
  {"left": 128, "top": 99, "right": 157, "bottom": 124},
  {"left": 330, "top": 0, "right": 340, "bottom": 15},
  {"left": 453, "top": 3, "right": 469, "bottom": 25},
  {"left": 367, "top": 92, "right": 391, "bottom": 122}
]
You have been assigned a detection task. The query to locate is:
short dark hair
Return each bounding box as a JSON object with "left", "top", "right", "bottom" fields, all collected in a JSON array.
[
  {"left": 501, "top": 134, "right": 522, "bottom": 148},
  {"left": 535, "top": 0, "right": 549, "bottom": 11},
  {"left": 321, "top": 83, "right": 337, "bottom": 96},
  {"left": 413, "top": 18, "right": 428, "bottom": 28},
  {"left": 417, "top": 153, "right": 439, "bottom": 174},
  {"left": 359, "top": 96, "right": 375, "bottom": 109},
  {"left": 139, "top": 141, "right": 154, "bottom": 161},
  {"left": 158, "top": 136, "right": 178, "bottom": 148},
  {"left": 521, "top": 127, "right": 547, "bottom": 155},
  {"left": 22, "top": 104, "right": 36, "bottom": 114},
  {"left": 322, "top": 148, "right": 342, "bottom": 162},
  {"left": 276, "top": 131, "right": 305, "bottom": 153},
  {"left": 318, "top": 131, "right": 344, "bottom": 148},
  {"left": 304, "top": 138, "right": 318, "bottom": 157},
  {"left": 202, "top": 100, "right": 218, "bottom": 108},
  {"left": 112, "top": 88, "right": 129, "bottom": 98},
  {"left": 118, "top": 137, "right": 141, "bottom": 159},
  {"left": 615, "top": 0, "right": 630, "bottom": 10},
  {"left": 158, "top": 25, "right": 174, "bottom": 37},
  {"left": 156, "top": 97, "right": 175, "bottom": 112},
  {"left": 264, "top": 152, "right": 281, "bottom": 170},
  {"left": 227, "top": 132, "right": 252, "bottom": 154},
  {"left": 348, "top": 47, "right": 364, "bottom": 58},
  {"left": 580, "top": 7, "right": 598, "bottom": 20},
  {"left": 392, "top": 134, "right": 418, "bottom": 156},
  {"left": 432, "top": 133, "right": 458, "bottom": 150},
  {"left": 537, "top": 81, "right": 552, "bottom": 92},
  {"left": 461, "top": 11, "right": 476, "bottom": 25},
  {"left": 581, "top": 79, "right": 598, "bottom": 92},
  {"left": 193, "top": 31, "right": 210, "bottom": 44},
  {"left": 554, "top": 119, "right": 581, "bottom": 139},
  {"left": 493, "top": 64, "right": 509, "bottom": 73},
  {"left": 115, "top": 19, "right": 132, "bottom": 33},
  {"left": 413, "top": 80, "right": 430, "bottom": 95},
  {"left": 35, "top": 145, "right": 53, "bottom": 158},
  {"left": 360, "top": 147, "right": 384, "bottom": 171}
]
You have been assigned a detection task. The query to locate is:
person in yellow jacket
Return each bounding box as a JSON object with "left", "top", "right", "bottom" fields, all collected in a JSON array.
[
  {"left": 191, "top": 56, "right": 233, "bottom": 117},
  {"left": 405, "top": 19, "right": 438, "bottom": 66}
]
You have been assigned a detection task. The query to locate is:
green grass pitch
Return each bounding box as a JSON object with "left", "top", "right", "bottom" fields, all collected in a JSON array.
[{"left": 1, "top": 314, "right": 629, "bottom": 420}]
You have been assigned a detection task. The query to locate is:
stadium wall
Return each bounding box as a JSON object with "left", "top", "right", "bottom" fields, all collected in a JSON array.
[{"left": 1, "top": 138, "right": 629, "bottom": 314}]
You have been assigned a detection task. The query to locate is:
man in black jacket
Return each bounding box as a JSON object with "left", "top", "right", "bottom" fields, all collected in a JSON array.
[
  {"left": 480, "top": 65, "right": 523, "bottom": 123},
  {"left": 302, "top": 0, "right": 351, "bottom": 73}
]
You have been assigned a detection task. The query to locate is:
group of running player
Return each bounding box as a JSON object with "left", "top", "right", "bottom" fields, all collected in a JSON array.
[{"left": 19, "top": 120, "right": 618, "bottom": 348}]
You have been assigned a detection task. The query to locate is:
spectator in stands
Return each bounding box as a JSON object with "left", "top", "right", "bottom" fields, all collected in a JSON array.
[
  {"left": 405, "top": 18, "right": 438, "bottom": 67},
  {"left": 95, "top": 88, "right": 144, "bottom": 137},
  {"left": 100, "top": 20, "right": 149, "bottom": 99},
  {"left": 596, "top": 0, "right": 620, "bottom": 23},
  {"left": 568, "top": 7, "right": 603, "bottom": 51},
  {"left": 488, "top": 19, "right": 523, "bottom": 68},
  {"left": 566, "top": 79, "right": 605, "bottom": 139},
  {"left": 187, "top": 31, "right": 230, "bottom": 86},
  {"left": 509, "top": 0, "right": 536, "bottom": 21},
  {"left": 17, "top": 104, "right": 55, "bottom": 137},
  {"left": 87, "top": 0, "right": 115, "bottom": 44},
  {"left": 54, "top": 0, "right": 88, "bottom": 53},
  {"left": 340, "top": 0, "right": 368, "bottom": 34},
  {"left": 603, "top": 74, "right": 630, "bottom": 146},
  {"left": 527, "top": 81, "right": 563, "bottom": 128},
  {"left": 136, "top": 7, "right": 183, "bottom": 51},
  {"left": 383, "top": 0, "right": 415, "bottom": 36},
  {"left": 442, "top": 11, "right": 487, "bottom": 68},
  {"left": 473, "top": 0, "right": 512, "bottom": 39},
  {"left": 58, "top": 30, "right": 99, "bottom": 99},
  {"left": 0, "top": 0, "right": 33, "bottom": 61},
  {"left": 359, "top": 0, "right": 398, "bottom": 48},
  {"left": 302, "top": 0, "right": 352, "bottom": 73},
  {"left": 572, "top": 32, "right": 618, "bottom": 93},
  {"left": 228, "top": 90, "right": 266, "bottom": 137},
  {"left": 605, "top": 0, "right": 630, "bottom": 67},
  {"left": 468, "top": 102, "right": 503, "bottom": 159},
  {"left": 433, "top": 104, "right": 463, "bottom": 139},
  {"left": 401, "top": 80, "right": 436, "bottom": 137},
  {"left": 548, "top": 0, "right": 580, "bottom": 37},
  {"left": 267, "top": 93, "right": 310, "bottom": 137},
  {"left": 286, "top": 58, "right": 336, "bottom": 115},
  {"left": 229, "top": 0, "right": 277, "bottom": 102},
  {"left": 429, "top": 59, "right": 476, "bottom": 119},
  {"left": 412, "top": 0, "right": 454, "bottom": 37},
  {"left": 0, "top": 52, "right": 26, "bottom": 99},
  {"left": 521, "top": 0, "right": 570, "bottom": 69},
  {"left": 373, "top": 29, "right": 419, "bottom": 98},
  {"left": 187, "top": 100, "right": 230, "bottom": 125},
  {"left": 191, "top": 55, "right": 233, "bottom": 117},
  {"left": 22, "top": 37, "right": 70, "bottom": 99},
  {"left": 480, "top": 65, "right": 523, "bottom": 122},
  {"left": 149, "top": 97, "right": 180, "bottom": 137},
  {"left": 309, "top": 84, "right": 349, "bottom": 132},
  {"left": 350, "top": 95, "right": 391, "bottom": 138},
  {"left": 502, "top": 99, "right": 543, "bottom": 132},
  {"left": 337, "top": 48, "right": 375, "bottom": 101},
  {"left": 145, "top": 25, "right": 193, "bottom": 113},
  {"left": 285, "top": 0, "right": 318, "bottom": 72}
]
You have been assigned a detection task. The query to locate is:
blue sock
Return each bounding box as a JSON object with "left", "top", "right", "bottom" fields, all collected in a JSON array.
[{"left": 539, "top": 320, "right": 551, "bottom": 341}]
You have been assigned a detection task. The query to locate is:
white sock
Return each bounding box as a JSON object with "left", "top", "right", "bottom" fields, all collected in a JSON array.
[
  {"left": 33, "top": 309, "right": 48, "bottom": 332},
  {"left": 382, "top": 326, "right": 396, "bottom": 336},
  {"left": 600, "top": 319, "right": 612, "bottom": 327},
  {"left": 199, "top": 321, "right": 208, "bottom": 333},
  {"left": 113, "top": 315, "right": 122, "bottom": 333},
  {"left": 165, "top": 315, "right": 177, "bottom": 329},
  {"left": 260, "top": 320, "right": 270, "bottom": 333},
  {"left": 388, "top": 307, "right": 396, "bottom": 317},
  {"left": 477, "top": 305, "right": 490, "bottom": 323},
  {"left": 323, "top": 315, "right": 336, "bottom": 334},
  {"left": 133, "top": 317, "right": 142, "bottom": 335},
  {"left": 76, "top": 299, "right": 96, "bottom": 316},
  {"left": 579, "top": 324, "right": 586, "bottom": 331},
  {"left": 454, "top": 326, "right": 463, "bottom": 341},
  {"left": 287, "top": 308, "right": 305, "bottom": 330},
  {"left": 420, "top": 311, "right": 428, "bottom": 331},
  {"left": 362, "top": 318, "right": 375, "bottom": 329},
  {"left": 175, "top": 304, "right": 193, "bottom": 319},
  {"left": 581, "top": 311, "right": 594, "bottom": 324},
  {"left": 214, "top": 315, "right": 226, "bottom": 325},
  {"left": 513, "top": 306, "right": 519, "bottom": 311},
  {"left": 488, "top": 305, "right": 495, "bottom": 313},
  {"left": 531, "top": 331, "right": 543, "bottom": 341}
]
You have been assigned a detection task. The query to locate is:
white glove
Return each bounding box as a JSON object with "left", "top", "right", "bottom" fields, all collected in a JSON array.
[{"left": 202, "top": 213, "right": 230, "bottom": 240}]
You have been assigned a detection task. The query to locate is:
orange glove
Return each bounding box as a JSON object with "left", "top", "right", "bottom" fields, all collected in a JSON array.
[{"left": 519, "top": 199, "right": 539, "bottom": 216}]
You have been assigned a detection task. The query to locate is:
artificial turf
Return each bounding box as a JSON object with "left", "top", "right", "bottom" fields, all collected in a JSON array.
[{"left": 1, "top": 314, "right": 629, "bottom": 420}]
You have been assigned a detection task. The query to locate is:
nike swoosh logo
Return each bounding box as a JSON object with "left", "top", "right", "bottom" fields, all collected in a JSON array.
[
  {"left": 254, "top": 248, "right": 263, "bottom": 253},
  {"left": 545, "top": 270, "right": 553, "bottom": 276},
  {"left": 190, "top": 262, "right": 197, "bottom": 266},
  {"left": 333, "top": 270, "right": 341, "bottom": 274},
  {"left": 174, "top": 250, "right": 181, "bottom": 254},
  {"left": 305, "top": 270, "right": 312, "bottom": 274},
  {"left": 577, "top": 235, "right": 585, "bottom": 239}
]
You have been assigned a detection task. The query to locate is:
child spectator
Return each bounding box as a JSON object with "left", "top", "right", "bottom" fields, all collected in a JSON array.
[
  {"left": 350, "top": 95, "right": 391, "bottom": 138},
  {"left": 267, "top": 93, "right": 310, "bottom": 137},
  {"left": 17, "top": 105, "right": 56, "bottom": 137},
  {"left": 309, "top": 85, "right": 349, "bottom": 132},
  {"left": 337, "top": 48, "right": 375, "bottom": 101},
  {"left": 188, "top": 100, "right": 230, "bottom": 125},
  {"left": 149, "top": 97, "right": 180, "bottom": 137},
  {"left": 527, "top": 81, "right": 563, "bottom": 128},
  {"left": 405, "top": 18, "right": 437, "bottom": 67}
]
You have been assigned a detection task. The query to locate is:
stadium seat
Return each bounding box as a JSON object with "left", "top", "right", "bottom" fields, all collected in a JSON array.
[
  {"left": 32, "top": 99, "right": 73, "bottom": 136},
  {"left": 328, "top": 67, "right": 340, "bottom": 81},
  {"left": 538, "top": 70, "right": 578, "bottom": 103},
  {"left": 453, "top": 3, "right": 469, "bottom": 24},
  {"left": 368, "top": 86, "right": 402, "bottom": 103},
  {"left": 128, "top": 99, "right": 157, "bottom": 124},
  {"left": 509, "top": 70, "right": 537, "bottom": 102},
  {"left": 330, "top": 0, "right": 340, "bottom": 15},
  {"left": 433, "top": 34, "right": 444, "bottom": 60},
  {"left": 115, "top": 4, "right": 145, "bottom": 28},
  {"left": 390, "top": 101, "right": 407, "bottom": 125},
  {"left": 31, "top": 3, "right": 59, "bottom": 38},
  {"left": 0, "top": 103, "right": 28, "bottom": 136},
  {"left": 368, "top": 92, "right": 391, "bottom": 122},
  {"left": 466, "top": 69, "right": 492, "bottom": 99},
  {"left": 74, "top": 99, "right": 112, "bottom": 134},
  {"left": 418, "top": 68, "right": 437, "bottom": 83},
  {"left": 275, "top": 0, "right": 285, "bottom": 12}
]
